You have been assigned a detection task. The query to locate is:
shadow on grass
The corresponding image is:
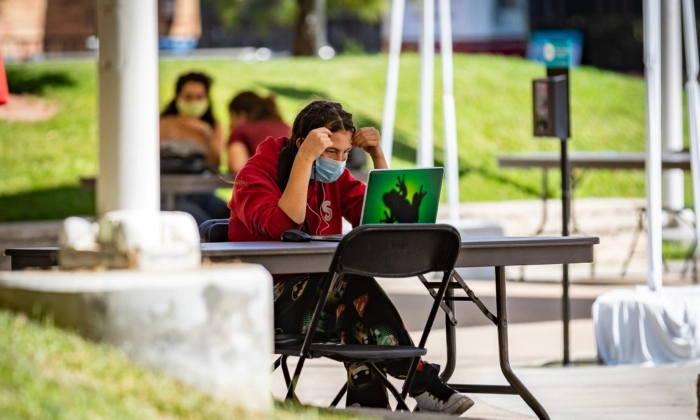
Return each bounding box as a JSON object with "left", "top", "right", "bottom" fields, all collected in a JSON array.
[
  {"left": 5, "top": 67, "right": 76, "bottom": 95},
  {"left": 258, "top": 83, "right": 331, "bottom": 102},
  {"left": 0, "top": 186, "right": 94, "bottom": 223},
  {"left": 354, "top": 113, "right": 542, "bottom": 198}
]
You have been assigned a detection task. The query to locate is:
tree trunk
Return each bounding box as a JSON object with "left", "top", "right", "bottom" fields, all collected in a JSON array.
[{"left": 293, "top": 0, "right": 316, "bottom": 56}]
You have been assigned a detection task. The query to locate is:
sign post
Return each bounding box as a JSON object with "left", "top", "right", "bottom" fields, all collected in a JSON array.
[{"left": 533, "top": 39, "right": 572, "bottom": 365}]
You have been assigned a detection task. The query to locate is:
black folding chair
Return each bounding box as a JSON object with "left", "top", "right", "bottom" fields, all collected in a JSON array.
[
  {"left": 198, "top": 218, "right": 230, "bottom": 243},
  {"left": 275, "top": 224, "right": 462, "bottom": 410}
]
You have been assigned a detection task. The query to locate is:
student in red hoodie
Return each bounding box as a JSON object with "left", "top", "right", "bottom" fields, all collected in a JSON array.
[
  {"left": 226, "top": 91, "right": 290, "bottom": 173},
  {"left": 228, "top": 101, "right": 473, "bottom": 414}
]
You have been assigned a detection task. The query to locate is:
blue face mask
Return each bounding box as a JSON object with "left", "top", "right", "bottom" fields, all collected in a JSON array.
[{"left": 312, "top": 156, "right": 346, "bottom": 183}]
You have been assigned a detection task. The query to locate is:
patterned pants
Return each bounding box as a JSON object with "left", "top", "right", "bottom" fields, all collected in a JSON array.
[{"left": 274, "top": 273, "right": 435, "bottom": 408}]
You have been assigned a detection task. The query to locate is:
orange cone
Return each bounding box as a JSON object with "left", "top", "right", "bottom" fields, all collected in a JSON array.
[{"left": 0, "top": 48, "right": 8, "bottom": 105}]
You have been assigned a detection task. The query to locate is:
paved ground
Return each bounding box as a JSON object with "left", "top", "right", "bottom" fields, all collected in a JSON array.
[{"left": 273, "top": 281, "right": 700, "bottom": 419}]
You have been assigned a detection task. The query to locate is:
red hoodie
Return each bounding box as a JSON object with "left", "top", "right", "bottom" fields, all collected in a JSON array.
[{"left": 228, "top": 136, "right": 366, "bottom": 242}]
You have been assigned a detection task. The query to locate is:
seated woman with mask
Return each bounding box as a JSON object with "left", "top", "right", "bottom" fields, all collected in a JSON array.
[{"left": 159, "top": 72, "right": 229, "bottom": 225}]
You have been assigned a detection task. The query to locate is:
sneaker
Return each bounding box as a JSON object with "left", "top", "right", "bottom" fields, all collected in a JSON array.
[{"left": 413, "top": 381, "right": 474, "bottom": 415}]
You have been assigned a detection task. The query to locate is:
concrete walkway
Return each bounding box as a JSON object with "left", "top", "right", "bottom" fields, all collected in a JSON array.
[{"left": 272, "top": 280, "right": 700, "bottom": 418}]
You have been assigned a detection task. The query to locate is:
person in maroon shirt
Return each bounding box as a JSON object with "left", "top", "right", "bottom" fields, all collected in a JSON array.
[
  {"left": 228, "top": 100, "right": 473, "bottom": 414},
  {"left": 226, "top": 91, "right": 291, "bottom": 173}
]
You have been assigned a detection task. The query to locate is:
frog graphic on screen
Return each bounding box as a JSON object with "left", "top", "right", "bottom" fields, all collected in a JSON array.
[{"left": 380, "top": 174, "right": 426, "bottom": 223}]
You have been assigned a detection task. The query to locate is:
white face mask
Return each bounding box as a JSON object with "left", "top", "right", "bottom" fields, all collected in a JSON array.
[{"left": 312, "top": 156, "right": 346, "bottom": 183}]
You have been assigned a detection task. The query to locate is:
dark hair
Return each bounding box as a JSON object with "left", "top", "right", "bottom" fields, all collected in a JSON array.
[
  {"left": 277, "top": 101, "right": 356, "bottom": 192},
  {"left": 161, "top": 72, "right": 216, "bottom": 127},
  {"left": 228, "top": 91, "right": 283, "bottom": 123}
]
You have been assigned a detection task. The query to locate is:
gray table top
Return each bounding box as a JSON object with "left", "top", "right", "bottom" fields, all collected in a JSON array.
[
  {"left": 81, "top": 173, "right": 235, "bottom": 194},
  {"left": 5, "top": 236, "right": 599, "bottom": 274},
  {"left": 201, "top": 236, "right": 599, "bottom": 274},
  {"left": 497, "top": 151, "right": 691, "bottom": 170}
]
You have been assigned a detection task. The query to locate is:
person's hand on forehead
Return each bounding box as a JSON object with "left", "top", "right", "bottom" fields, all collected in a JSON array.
[
  {"left": 298, "top": 127, "right": 333, "bottom": 161},
  {"left": 352, "top": 127, "right": 382, "bottom": 158}
]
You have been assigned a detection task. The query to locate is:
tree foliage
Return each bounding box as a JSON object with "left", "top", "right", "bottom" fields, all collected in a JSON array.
[{"left": 206, "top": 0, "right": 386, "bottom": 28}]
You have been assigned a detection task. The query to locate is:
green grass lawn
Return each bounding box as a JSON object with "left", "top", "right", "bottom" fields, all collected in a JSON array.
[
  {"left": 0, "top": 309, "right": 368, "bottom": 420},
  {"left": 0, "top": 54, "right": 657, "bottom": 222}
]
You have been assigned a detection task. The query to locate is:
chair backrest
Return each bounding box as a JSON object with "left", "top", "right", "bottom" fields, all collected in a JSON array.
[
  {"left": 328, "top": 224, "right": 461, "bottom": 278},
  {"left": 199, "top": 219, "right": 230, "bottom": 243}
]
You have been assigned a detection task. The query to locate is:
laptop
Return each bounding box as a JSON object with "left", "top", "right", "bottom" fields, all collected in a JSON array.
[{"left": 310, "top": 167, "right": 444, "bottom": 241}]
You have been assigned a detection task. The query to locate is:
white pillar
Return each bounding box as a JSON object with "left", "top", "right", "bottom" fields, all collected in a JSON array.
[
  {"left": 314, "top": 0, "right": 328, "bottom": 51},
  {"left": 439, "top": 0, "right": 460, "bottom": 221},
  {"left": 418, "top": 0, "right": 435, "bottom": 168},
  {"left": 681, "top": 0, "right": 700, "bottom": 255},
  {"left": 661, "top": 0, "right": 685, "bottom": 212},
  {"left": 96, "top": 0, "right": 160, "bottom": 215},
  {"left": 643, "top": 0, "right": 664, "bottom": 291},
  {"left": 381, "top": 0, "right": 406, "bottom": 166}
]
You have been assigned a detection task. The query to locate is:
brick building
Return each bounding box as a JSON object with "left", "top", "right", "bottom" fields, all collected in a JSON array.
[{"left": 0, "top": 0, "right": 201, "bottom": 61}]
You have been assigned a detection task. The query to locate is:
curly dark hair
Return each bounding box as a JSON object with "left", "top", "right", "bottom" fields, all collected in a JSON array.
[
  {"left": 161, "top": 72, "right": 216, "bottom": 128},
  {"left": 277, "top": 101, "right": 356, "bottom": 192}
]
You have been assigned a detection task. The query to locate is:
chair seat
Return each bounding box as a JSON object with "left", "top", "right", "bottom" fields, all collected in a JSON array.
[
  {"left": 274, "top": 334, "right": 306, "bottom": 346},
  {"left": 275, "top": 343, "right": 426, "bottom": 362}
]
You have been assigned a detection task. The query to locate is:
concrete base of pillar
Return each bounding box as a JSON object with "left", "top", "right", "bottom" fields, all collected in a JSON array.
[{"left": 0, "top": 264, "right": 273, "bottom": 414}]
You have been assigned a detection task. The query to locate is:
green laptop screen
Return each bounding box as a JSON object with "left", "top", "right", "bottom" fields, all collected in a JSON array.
[{"left": 361, "top": 168, "right": 444, "bottom": 224}]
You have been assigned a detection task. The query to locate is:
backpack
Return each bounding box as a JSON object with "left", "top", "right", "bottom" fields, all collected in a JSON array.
[{"left": 160, "top": 140, "right": 214, "bottom": 174}]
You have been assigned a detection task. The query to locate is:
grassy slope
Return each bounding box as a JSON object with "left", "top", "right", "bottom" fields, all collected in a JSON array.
[
  {"left": 0, "top": 54, "right": 654, "bottom": 222},
  {"left": 0, "top": 310, "right": 366, "bottom": 420}
]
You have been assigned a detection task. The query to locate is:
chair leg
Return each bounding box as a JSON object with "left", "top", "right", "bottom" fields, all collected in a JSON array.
[
  {"left": 281, "top": 355, "right": 292, "bottom": 387},
  {"left": 366, "top": 363, "right": 410, "bottom": 411},
  {"left": 271, "top": 356, "right": 281, "bottom": 374},
  {"left": 329, "top": 383, "right": 347, "bottom": 408},
  {"left": 402, "top": 270, "right": 452, "bottom": 400},
  {"left": 285, "top": 356, "right": 307, "bottom": 403}
]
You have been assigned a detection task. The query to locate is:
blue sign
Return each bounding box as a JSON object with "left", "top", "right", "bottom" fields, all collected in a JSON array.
[
  {"left": 527, "top": 30, "right": 583, "bottom": 68},
  {"left": 543, "top": 39, "right": 571, "bottom": 68}
]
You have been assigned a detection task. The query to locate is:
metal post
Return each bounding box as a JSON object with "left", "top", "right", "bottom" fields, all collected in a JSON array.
[
  {"left": 96, "top": 0, "right": 160, "bottom": 215},
  {"left": 381, "top": 0, "right": 406, "bottom": 166},
  {"left": 439, "top": 0, "right": 460, "bottom": 221},
  {"left": 661, "top": 0, "right": 685, "bottom": 214},
  {"left": 418, "top": 0, "right": 435, "bottom": 168},
  {"left": 644, "top": 0, "right": 664, "bottom": 291},
  {"left": 560, "top": 138, "right": 570, "bottom": 365}
]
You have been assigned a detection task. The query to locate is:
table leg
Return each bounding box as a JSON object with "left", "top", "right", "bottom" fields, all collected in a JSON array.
[
  {"left": 495, "top": 266, "right": 550, "bottom": 420},
  {"left": 447, "top": 267, "right": 550, "bottom": 419},
  {"left": 532, "top": 168, "right": 549, "bottom": 236},
  {"left": 520, "top": 169, "right": 549, "bottom": 280},
  {"left": 165, "top": 193, "right": 176, "bottom": 211}
]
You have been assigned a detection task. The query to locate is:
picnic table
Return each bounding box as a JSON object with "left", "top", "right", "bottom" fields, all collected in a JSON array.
[
  {"left": 80, "top": 173, "right": 235, "bottom": 211},
  {"left": 497, "top": 151, "right": 692, "bottom": 235},
  {"left": 5, "top": 235, "right": 598, "bottom": 419}
]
